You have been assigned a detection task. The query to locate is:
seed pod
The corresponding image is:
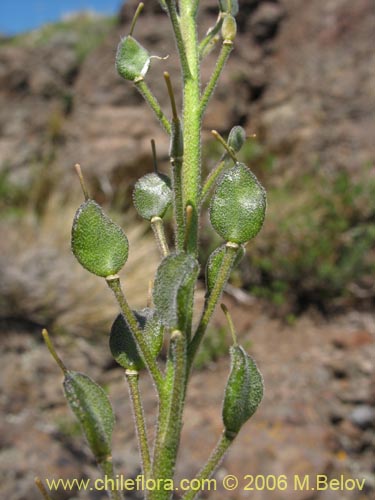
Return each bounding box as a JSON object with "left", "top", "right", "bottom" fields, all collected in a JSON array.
[
  {"left": 209, "top": 163, "right": 266, "bottom": 244},
  {"left": 133, "top": 173, "right": 172, "bottom": 220},
  {"left": 109, "top": 309, "right": 163, "bottom": 371},
  {"left": 222, "top": 14, "right": 237, "bottom": 42},
  {"left": 223, "top": 345, "right": 263, "bottom": 438},
  {"left": 219, "top": 0, "right": 239, "bottom": 16},
  {"left": 63, "top": 371, "right": 115, "bottom": 462},
  {"left": 116, "top": 36, "right": 151, "bottom": 81},
  {"left": 228, "top": 125, "right": 246, "bottom": 153},
  {"left": 206, "top": 243, "right": 245, "bottom": 294},
  {"left": 153, "top": 252, "right": 199, "bottom": 331},
  {"left": 71, "top": 199, "right": 128, "bottom": 277}
]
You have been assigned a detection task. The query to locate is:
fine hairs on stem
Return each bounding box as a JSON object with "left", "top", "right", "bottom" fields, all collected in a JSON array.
[{"left": 39, "top": 3, "right": 267, "bottom": 500}]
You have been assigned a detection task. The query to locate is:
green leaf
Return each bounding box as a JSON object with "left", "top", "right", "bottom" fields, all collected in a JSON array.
[
  {"left": 116, "top": 35, "right": 151, "bottom": 81},
  {"left": 228, "top": 125, "right": 246, "bottom": 153},
  {"left": 222, "top": 345, "right": 263, "bottom": 437},
  {"left": 71, "top": 200, "right": 128, "bottom": 277},
  {"left": 109, "top": 309, "right": 164, "bottom": 371},
  {"left": 209, "top": 163, "right": 266, "bottom": 244},
  {"left": 206, "top": 243, "right": 245, "bottom": 294},
  {"left": 63, "top": 371, "right": 115, "bottom": 462},
  {"left": 153, "top": 253, "right": 199, "bottom": 331},
  {"left": 133, "top": 173, "right": 172, "bottom": 220}
]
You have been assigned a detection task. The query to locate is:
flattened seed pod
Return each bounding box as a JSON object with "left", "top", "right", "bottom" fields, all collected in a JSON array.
[
  {"left": 206, "top": 243, "right": 245, "bottom": 294},
  {"left": 227, "top": 125, "right": 246, "bottom": 153},
  {"left": 209, "top": 163, "right": 266, "bottom": 244},
  {"left": 116, "top": 36, "right": 151, "bottom": 81},
  {"left": 133, "top": 173, "right": 172, "bottom": 220},
  {"left": 223, "top": 345, "right": 263, "bottom": 438},
  {"left": 63, "top": 371, "right": 115, "bottom": 462},
  {"left": 109, "top": 309, "right": 164, "bottom": 371},
  {"left": 71, "top": 200, "right": 128, "bottom": 277}
]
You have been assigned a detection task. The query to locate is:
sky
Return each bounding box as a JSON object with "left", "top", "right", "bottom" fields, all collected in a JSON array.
[{"left": 0, "top": 0, "right": 124, "bottom": 35}]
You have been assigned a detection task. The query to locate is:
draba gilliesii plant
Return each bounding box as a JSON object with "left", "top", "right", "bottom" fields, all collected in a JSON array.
[{"left": 38, "top": 1, "right": 267, "bottom": 499}]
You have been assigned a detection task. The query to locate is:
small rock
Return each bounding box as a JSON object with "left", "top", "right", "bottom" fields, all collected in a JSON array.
[{"left": 349, "top": 405, "right": 375, "bottom": 429}]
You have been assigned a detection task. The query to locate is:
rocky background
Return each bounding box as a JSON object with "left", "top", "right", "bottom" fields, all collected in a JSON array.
[{"left": 0, "top": 1, "right": 374, "bottom": 499}]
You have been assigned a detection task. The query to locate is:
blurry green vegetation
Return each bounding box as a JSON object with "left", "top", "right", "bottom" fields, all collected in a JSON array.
[
  {"left": 0, "top": 14, "right": 116, "bottom": 62},
  {"left": 248, "top": 163, "right": 375, "bottom": 312}
]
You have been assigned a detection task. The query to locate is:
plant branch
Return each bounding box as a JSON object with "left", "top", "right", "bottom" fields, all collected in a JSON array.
[
  {"left": 199, "top": 13, "right": 223, "bottom": 60},
  {"left": 151, "top": 217, "right": 170, "bottom": 257},
  {"left": 134, "top": 78, "right": 171, "bottom": 134},
  {"left": 201, "top": 153, "right": 231, "bottom": 203},
  {"left": 199, "top": 41, "right": 233, "bottom": 118},
  {"left": 165, "top": 1, "right": 191, "bottom": 80},
  {"left": 106, "top": 276, "right": 164, "bottom": 393},
  {"left": 125, "top": 370, "right": 152, "bottom": 482},
  {"left": 188, "top": 243, "right": 239, "bottom": 369},
  {"left": 181, "top": 432, "right": 233, "bottom": 500}
]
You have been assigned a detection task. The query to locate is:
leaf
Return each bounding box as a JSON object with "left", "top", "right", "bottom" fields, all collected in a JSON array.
[
  {"left": 116, "top": 35, "right": 151, "bottom": 81},
  {"left": 71, "top": 200, "right": 128, "bottom": 277},
  {"left": 133, "top": 173, "right": 172, "bottom": 220},
  {"left": 206, "top": 243, "right": 245, "bottom": 294},
  {"left": 109, "top": 309, "right": 164, "bottom": 371},
  {"left": 153, "top": 253, "right": 199, "bottom": 331},
  {"left": 209, "top": 163, "right": 266, "bottom": 244},
  {"left": 222, "top": 345, "right": 264, "bottom": 437},
  {"left": 63, "top": 371, "right": 115, "bottom": 462}
]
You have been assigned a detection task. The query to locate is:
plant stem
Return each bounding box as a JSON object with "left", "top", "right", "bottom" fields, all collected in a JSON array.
[
  {"left": 200, "top": 153, "right": 230, "bottom": 203},
  {"left": 188, "top": 243, "right": 238, "bottom": 370},
  {"left": 199, "top": 41, "right": 233, "bottom": 118},
  {"left": 165, "top": 1, "right": 191, "bottom": 80},
  {"left": 134, "top": 78, "right": 171, "bottom": 134},
  {"left": 151, "top": 217, "right": 170, "bottom": 257},
  {"left": 180, "top": 0, "right": 201, "bottom": 255},
  {"left": 99, "top": 457, "right": 124, "bottom": 500},
  {"left": 35, "top": 478, "right": 53, "bottom": 500},
  {"left": 199, "top": 14, "right": 223, "bottom": 60},
  {"left": 151, "top": 330, "right": 186, "bottom": 500},
  {"left": 125, "top": 370, "right": 152, "bottom": 482},
  {"left": 180, "top": 432, "right": 233, "bottom": 500},
  {"left": 106, "top": 276, "right": 164, "bottom": 393}
]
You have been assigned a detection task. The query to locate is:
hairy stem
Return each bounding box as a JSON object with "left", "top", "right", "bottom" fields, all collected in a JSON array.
[
  {"left": 151, "top": 217, "right": 170, "bottom": 257},
  {"left": 201, "top": 153, "right": 231, "bottom": 203},
  {"left": 106, "top": 276, "right": 164, "bottom": 393},
  {"left": 99, "top": 457, "right": 124, "bottom": 500},
  {"left": 199, "top": 41, "right": 233, "bottom": 118},
  {"left": 125, "top": 371, "right": 152, "bottom": 483},
  {"left": 134, "top": 78, "right": 171, "bottom": 134},
  {"left": 181, "top": 432, "right": 233, "bottom": 500},
  {"left": 188, "top": 243, "right": 238, "bottom": 370}
]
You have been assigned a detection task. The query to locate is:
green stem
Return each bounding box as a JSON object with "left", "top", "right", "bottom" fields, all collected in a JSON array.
[
  {"left": 180, "top": 432, "right": 233, "bottom": 500},
  {"left": 151, "top": 217, "right": 170, "bottom": 257},
  {"left": 165, "top": 1, "right": 191, "bottom": 79},
  {"left": 134, "top": 78, "right": 171, "bottom": 134},
  {"left": 200, "top": 153, "right": 230, "bottom": 203},
  {"left": 199, "top": 14, "right": 223, "bottom": 60},
  {"left": 106, "top": 276, "right": 164, "bottom": 393},
  {"left": 199, "top": 41, "right": 233, "bottom": 118},
  {"left": 125, "top": 371, "right": 152, "bottom": 482},
  {"left": 151, "top": 331, "right": 186, "bottom": 500},
  {"left": 171, "top": 155, "right": 185, "bottom": 250},
  {"left": 188, "top": 243, "right": 238, "bottom": 370},
  {"left": 99, "top": 456, "right": 124, "bottom": 500},
  {"left": 180, "top": 0, "right": 201, "bottom": 255}
]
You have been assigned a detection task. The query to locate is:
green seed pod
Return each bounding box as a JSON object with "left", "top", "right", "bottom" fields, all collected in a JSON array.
[
  {"left": 71, "top": 199, "right": 128, "bottom": 277},
  {"left": 109, "top": 313, "right": 144, "bottom": 371},
  {"left": 109, "top": 309, "right": 163, "bottom": 371},
  {"left": 133, "top": 173, "right": 172, "bottom": 220},
  {"left": 206, "top": 243, "right": 245, "bottom": 294},
  {"left": 222, "top": 14, "right": 237, "bottom": 42},
  {"left": 223, "top": 345, "right": 263, "bottom": 438},
  {"left": 63, "top": 371, "right": 115, "bottom": 462},
  {"left": 153, "top": 252, "right": 199, "bottom": 331},
  {"left": 228, "top": 125, "right": 246, "bottom": 153},
  {"left": 209, "top": 163, "right": 266, "bottom": 244},
  {"left": 116, "top": 36, "right": 151, "bottom": 81},
  {"left": 219, "top": 0, "right": 239, "bottom": 16}
]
